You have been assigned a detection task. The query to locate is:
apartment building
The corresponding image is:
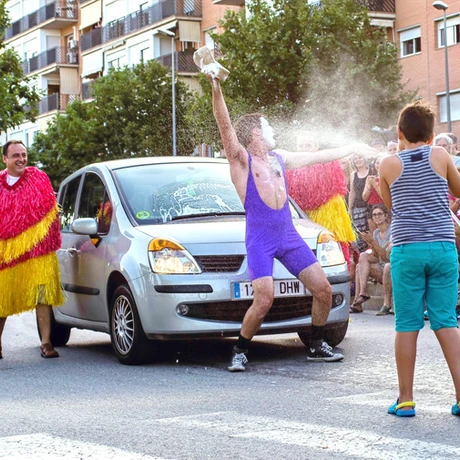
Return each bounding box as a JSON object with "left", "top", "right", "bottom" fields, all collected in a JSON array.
[
  {"left": 1, "top": 0, "right": 239, "bottom": 145},
  {"left": 395, "top": 0, "right": 460, "bottom": 134},
  {"left": 2, "top": 0, "right": 459, "bottom": 145}
]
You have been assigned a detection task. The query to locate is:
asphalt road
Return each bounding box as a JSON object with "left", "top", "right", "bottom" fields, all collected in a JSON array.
[{"left": 1, "top": 311, "right": 460, "bottom": 459}]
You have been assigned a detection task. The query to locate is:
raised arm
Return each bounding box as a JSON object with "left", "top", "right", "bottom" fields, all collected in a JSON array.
[
  {"left": 275, "top": 143, "right": 377, "bottom": 170},
  {"left": 205, "top": 68, "right": 247, "bottom": 166}
]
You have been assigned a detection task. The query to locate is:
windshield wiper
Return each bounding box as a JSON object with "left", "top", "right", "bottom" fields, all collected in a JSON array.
[{"left": 170, "top": 211, "right": 246, "bottom": 221}]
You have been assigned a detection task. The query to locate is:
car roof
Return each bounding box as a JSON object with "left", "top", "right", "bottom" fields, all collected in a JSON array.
[{"left": 84, "top": 156, "right": 229, "bottom": 172}]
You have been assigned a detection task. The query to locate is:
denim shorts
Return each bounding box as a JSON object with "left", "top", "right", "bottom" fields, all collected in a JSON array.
[{"left": 390, "top": 242, "right": 459, "bottom": 332}]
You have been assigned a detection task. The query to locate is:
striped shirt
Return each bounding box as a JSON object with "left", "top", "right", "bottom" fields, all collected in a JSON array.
[{"left": 390, "top": 144, "right": 454, "bottom": 246}]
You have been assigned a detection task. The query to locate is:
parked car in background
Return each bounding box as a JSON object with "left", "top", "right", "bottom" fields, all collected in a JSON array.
[{"left": 53, "top": 157, "right": 350, "bottom": 364}]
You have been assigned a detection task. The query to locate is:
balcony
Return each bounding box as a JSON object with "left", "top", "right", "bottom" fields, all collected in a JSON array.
[
  {"left": 82, "top": 81, "right": 95, "bottom": 100},
  {"left": 359, "top": 0, "right": 395, "bottom": 13},
  {"left": 156, "top": 50, "right": 197, "bottom": 73},
  {"left": 80, "top": 0, "right": 202, "bottom": 52},
  {"left": 22, "top": 47, "right": 78, "bottom": 75},
  {"left": 38, "top": 93, "right": 78, "bottom": 115},
  {"left": 5, "top": 1, "right": 78, "bottom": 41}
]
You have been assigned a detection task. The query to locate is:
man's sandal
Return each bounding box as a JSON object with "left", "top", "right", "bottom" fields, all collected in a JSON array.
[
  {"left": 40, "top": 343, "right": 59, "bottom": 359},
  {"left": 388, "top": 399, "right": 416, "bottom": 417},
  {"left": 452, "top": 402, "right": 460, "bottom": 416},
  {"left": 352, "top": 295, "right": 370, "bottom": 306}
]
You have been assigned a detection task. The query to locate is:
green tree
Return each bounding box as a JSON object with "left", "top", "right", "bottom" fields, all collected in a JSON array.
[
  {"left": 197, "top": 0, "right": 416, "bottom": 148},
  {"left": 0, "top": 0, "right": 41, "bottom": 135},
  {"left": 30, "top": 60, "right": 195, "bottom": 187}
]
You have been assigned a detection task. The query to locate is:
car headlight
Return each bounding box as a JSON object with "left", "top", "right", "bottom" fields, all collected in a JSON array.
[
  {"left": 316, "top": 231, "right": 345, "bottom": 267},
  {"left": 148, "top": 238, "right": 202, "bottom": 274}
]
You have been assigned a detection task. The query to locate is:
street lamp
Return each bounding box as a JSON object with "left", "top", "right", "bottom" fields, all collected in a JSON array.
[
  {"left": 157, "top": 29, "right": 176, "bottom": 156},
  {"left": 433, "top": 1, "right": 451, "bottom": 132}
]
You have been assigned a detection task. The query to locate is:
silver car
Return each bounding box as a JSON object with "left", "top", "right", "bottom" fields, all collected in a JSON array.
[{"left": 53, "top": 157, "right": 350, "bottom": 364}]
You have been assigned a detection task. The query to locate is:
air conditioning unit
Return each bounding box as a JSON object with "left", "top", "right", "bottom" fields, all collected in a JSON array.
[{"left": 69, "top": 39, "right": 78, "bottom": 49}]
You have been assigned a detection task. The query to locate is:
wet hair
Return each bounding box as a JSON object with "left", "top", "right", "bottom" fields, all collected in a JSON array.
[
  {"left": 398, "top": 100, "right": 435, "bottom": 143},
  {"left": 234, "top": 113, "right": 264, "bottom": 148},
  {"left": 433, "top": 133, "right": 454, "bottom": 155},
  {"left": 2, "top": 139, "right": 26, "bottom": 157}
]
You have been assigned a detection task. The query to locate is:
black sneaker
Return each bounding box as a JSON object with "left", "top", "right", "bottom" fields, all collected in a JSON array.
[
  {"left": 307, "top": 341, "right": 344, "bottom": 362},
  {"left": 228, "top": 347, "right": 248, "bottom": 372}
]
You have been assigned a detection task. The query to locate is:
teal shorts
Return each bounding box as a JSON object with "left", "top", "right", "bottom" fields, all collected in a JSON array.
[{"left": 390, "top": 242, "right": 459, "bottom": 332}]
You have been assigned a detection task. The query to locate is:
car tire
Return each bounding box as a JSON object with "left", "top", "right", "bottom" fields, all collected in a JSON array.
[
  {"left": 110, "top": 284, "right": 153, "bottom": 365},
  {"left": 36, "top": 309, "right": 71, "bottom": 347},
  {"left": 297, "top": 320, "right": 349, "bottom": 349}
]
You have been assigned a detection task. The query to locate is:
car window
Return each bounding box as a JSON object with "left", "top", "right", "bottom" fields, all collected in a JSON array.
[
  {"left": 59, "top": 176, "right": 81, "bottom": 233},
  {"left": 78, "top": 172, "right": 112, "bottom": 234},
  {"left": 113, "top": 162, "right": 245, "bottom": 224}
]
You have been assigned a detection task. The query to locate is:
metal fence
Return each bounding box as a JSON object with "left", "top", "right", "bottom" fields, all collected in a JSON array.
[
  {"left": 81, "top": 0, "right": 202, "bottom": 52},
  {"left": 5, "top": 1, "right": 78, "bottom": 40},
  {"left": 38, "top": 93, "right": 78, "bottom": 115},
  {"left": 22, "top": 47, "right": 78, "bottom": 75},
  {"left": 156, "top": 50, "right": 196, "bottom": 73}
]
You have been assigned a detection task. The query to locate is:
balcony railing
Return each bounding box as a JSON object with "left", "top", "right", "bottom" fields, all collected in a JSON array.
[
  {"left": 22, "top": 47, "right": 78, "bottom": 75},
  {"left": 38, "top": 93, "right": 78, "bottom": 115},
  {"left": 311, "top": 0, "right": 395, "bottom": 13},
  {"left": 80, "top": 0, "right": 202, "bottom": 52},
  {"left": 82, "top": 81, "right": 95, "bottom": 100},
  {"left": 156, "top": 50, "right": 197, "bottom": 73},
  {"left": 358, "top": 0, "right": 395, "bottom": 13},
  {"left": 5, "top": 1, "right": 78, "bottom": 40}
]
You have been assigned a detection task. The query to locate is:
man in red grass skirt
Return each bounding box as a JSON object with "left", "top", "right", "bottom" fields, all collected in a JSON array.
[
  {"left": 0, "top": 140, "right": 63, "bottom": 359},
  {"left": 286, "top": 133, "right": 356, "bottom": 268}
]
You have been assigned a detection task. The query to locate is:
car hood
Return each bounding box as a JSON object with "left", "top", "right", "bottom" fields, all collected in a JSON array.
[{"left": 135, "top": 217, "right": 322, "bottom": 249}]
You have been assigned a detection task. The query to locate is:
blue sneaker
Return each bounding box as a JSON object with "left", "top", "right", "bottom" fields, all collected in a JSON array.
[{"left": 452, "top": 402, "right": 460, "bottom": 416}]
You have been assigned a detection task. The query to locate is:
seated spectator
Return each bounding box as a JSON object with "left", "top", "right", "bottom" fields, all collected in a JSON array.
[
  {"left": 350, "top": 204, "right": 391, "bottom": 313},
  {"left": 376, "top": 260, "right": 394, "bottom": 316}
]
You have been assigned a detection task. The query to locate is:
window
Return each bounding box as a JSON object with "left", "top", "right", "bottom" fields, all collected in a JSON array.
[
  {"left": 439, "top": 91, "right": 460, "bottom": 123},
  {"left": 400, "top": 27, "right": 421, "bottom": 57},
  {"left": 78, "top": 173, "right": 112, "bottom": 233},
  {"left": 437, "top": 16, "right": 460, "bottom": 47},
  {"left": 59, "top": 176, "right": 82, "bottom": 232}
]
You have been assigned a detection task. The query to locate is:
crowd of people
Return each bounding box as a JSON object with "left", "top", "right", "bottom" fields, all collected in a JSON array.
[{"left": 347, "top": 131, "right": 460, "bottom": 320}]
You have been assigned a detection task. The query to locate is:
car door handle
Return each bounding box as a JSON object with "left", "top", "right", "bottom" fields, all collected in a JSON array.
[{"left": 67, "top": 247, "right": 78, "bottom": 255}]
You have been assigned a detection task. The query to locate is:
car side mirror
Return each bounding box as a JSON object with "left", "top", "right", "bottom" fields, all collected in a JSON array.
[
  {"left": 71, "top": 218, "right": 102, "bottom": 247},
  {"left": 71, "top": 218, "right": 98, "bottom": 235}
]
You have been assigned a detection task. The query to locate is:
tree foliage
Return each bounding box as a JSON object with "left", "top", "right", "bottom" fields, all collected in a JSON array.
[
  {"left": 0, "top": 0, "right": 41, "bottom": 134},
  {"left": 198, "top": 0, "right": 416, "bottom": 148},
  {"left": 29, "top": 60, "right": 195, "bottom": 187}
]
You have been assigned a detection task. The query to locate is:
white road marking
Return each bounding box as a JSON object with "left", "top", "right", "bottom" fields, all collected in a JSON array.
[
  {"left": 0, "top": 433, "right": 168, "bottom": 460},
  {"left": 153, "top": 411, "right": 460, "bottom": 459}
]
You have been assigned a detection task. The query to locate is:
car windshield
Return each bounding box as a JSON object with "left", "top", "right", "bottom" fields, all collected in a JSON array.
[
  {"left": 113, "top": 162, "right": 245, "bottom": 224},
  {"left": 113, "top": 161, "right": 304, "bottom": 225}
]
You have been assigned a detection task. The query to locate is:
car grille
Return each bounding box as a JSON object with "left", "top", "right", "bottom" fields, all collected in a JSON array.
[
  {"left": 194, "top": 255, "right": 245, "bottom": 273},
  {"left": 184, "top": 296, "right": 313, "bottom": 322}
]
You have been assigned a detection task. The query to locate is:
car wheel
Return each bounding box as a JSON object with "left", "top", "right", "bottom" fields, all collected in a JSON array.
[
  {"left": 36, "top": 309, "right": 71, "bottom": 347},
  {"left": 110, "top": 284, "right": 153, "bottom": 365},
  {"left": 297, "top": 320, "right": 349, "bottom": 349}
]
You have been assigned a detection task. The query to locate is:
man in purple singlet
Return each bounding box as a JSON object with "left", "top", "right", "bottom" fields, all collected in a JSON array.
[{"left": 204, "top": 67, "right": 376, "bottom": 372}]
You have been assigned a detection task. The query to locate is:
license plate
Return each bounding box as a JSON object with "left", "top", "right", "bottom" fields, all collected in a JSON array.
[{"left": 232, "top": 279, "right": 306, "bottom": 300}]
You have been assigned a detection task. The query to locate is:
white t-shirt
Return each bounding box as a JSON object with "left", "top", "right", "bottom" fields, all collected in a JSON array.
[{"left": 7, "top": 174, "right": 20, "bottom": 186}]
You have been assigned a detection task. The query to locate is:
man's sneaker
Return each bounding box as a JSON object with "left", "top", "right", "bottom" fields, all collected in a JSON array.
[
  {"left": 307, "top": 341, "right": 344, "bottom": 362},
  {"left": 228, "top": 347, "right": 248, "bottom": 372},
  {"left": 452, "top": 402, "right": 460, "bottom": 416},
  {"left": 376, "top": 305, "right": 391, "bottom": 316},
  {"left": 389, "top": 307, "right": 394, "bottom": 315}
]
